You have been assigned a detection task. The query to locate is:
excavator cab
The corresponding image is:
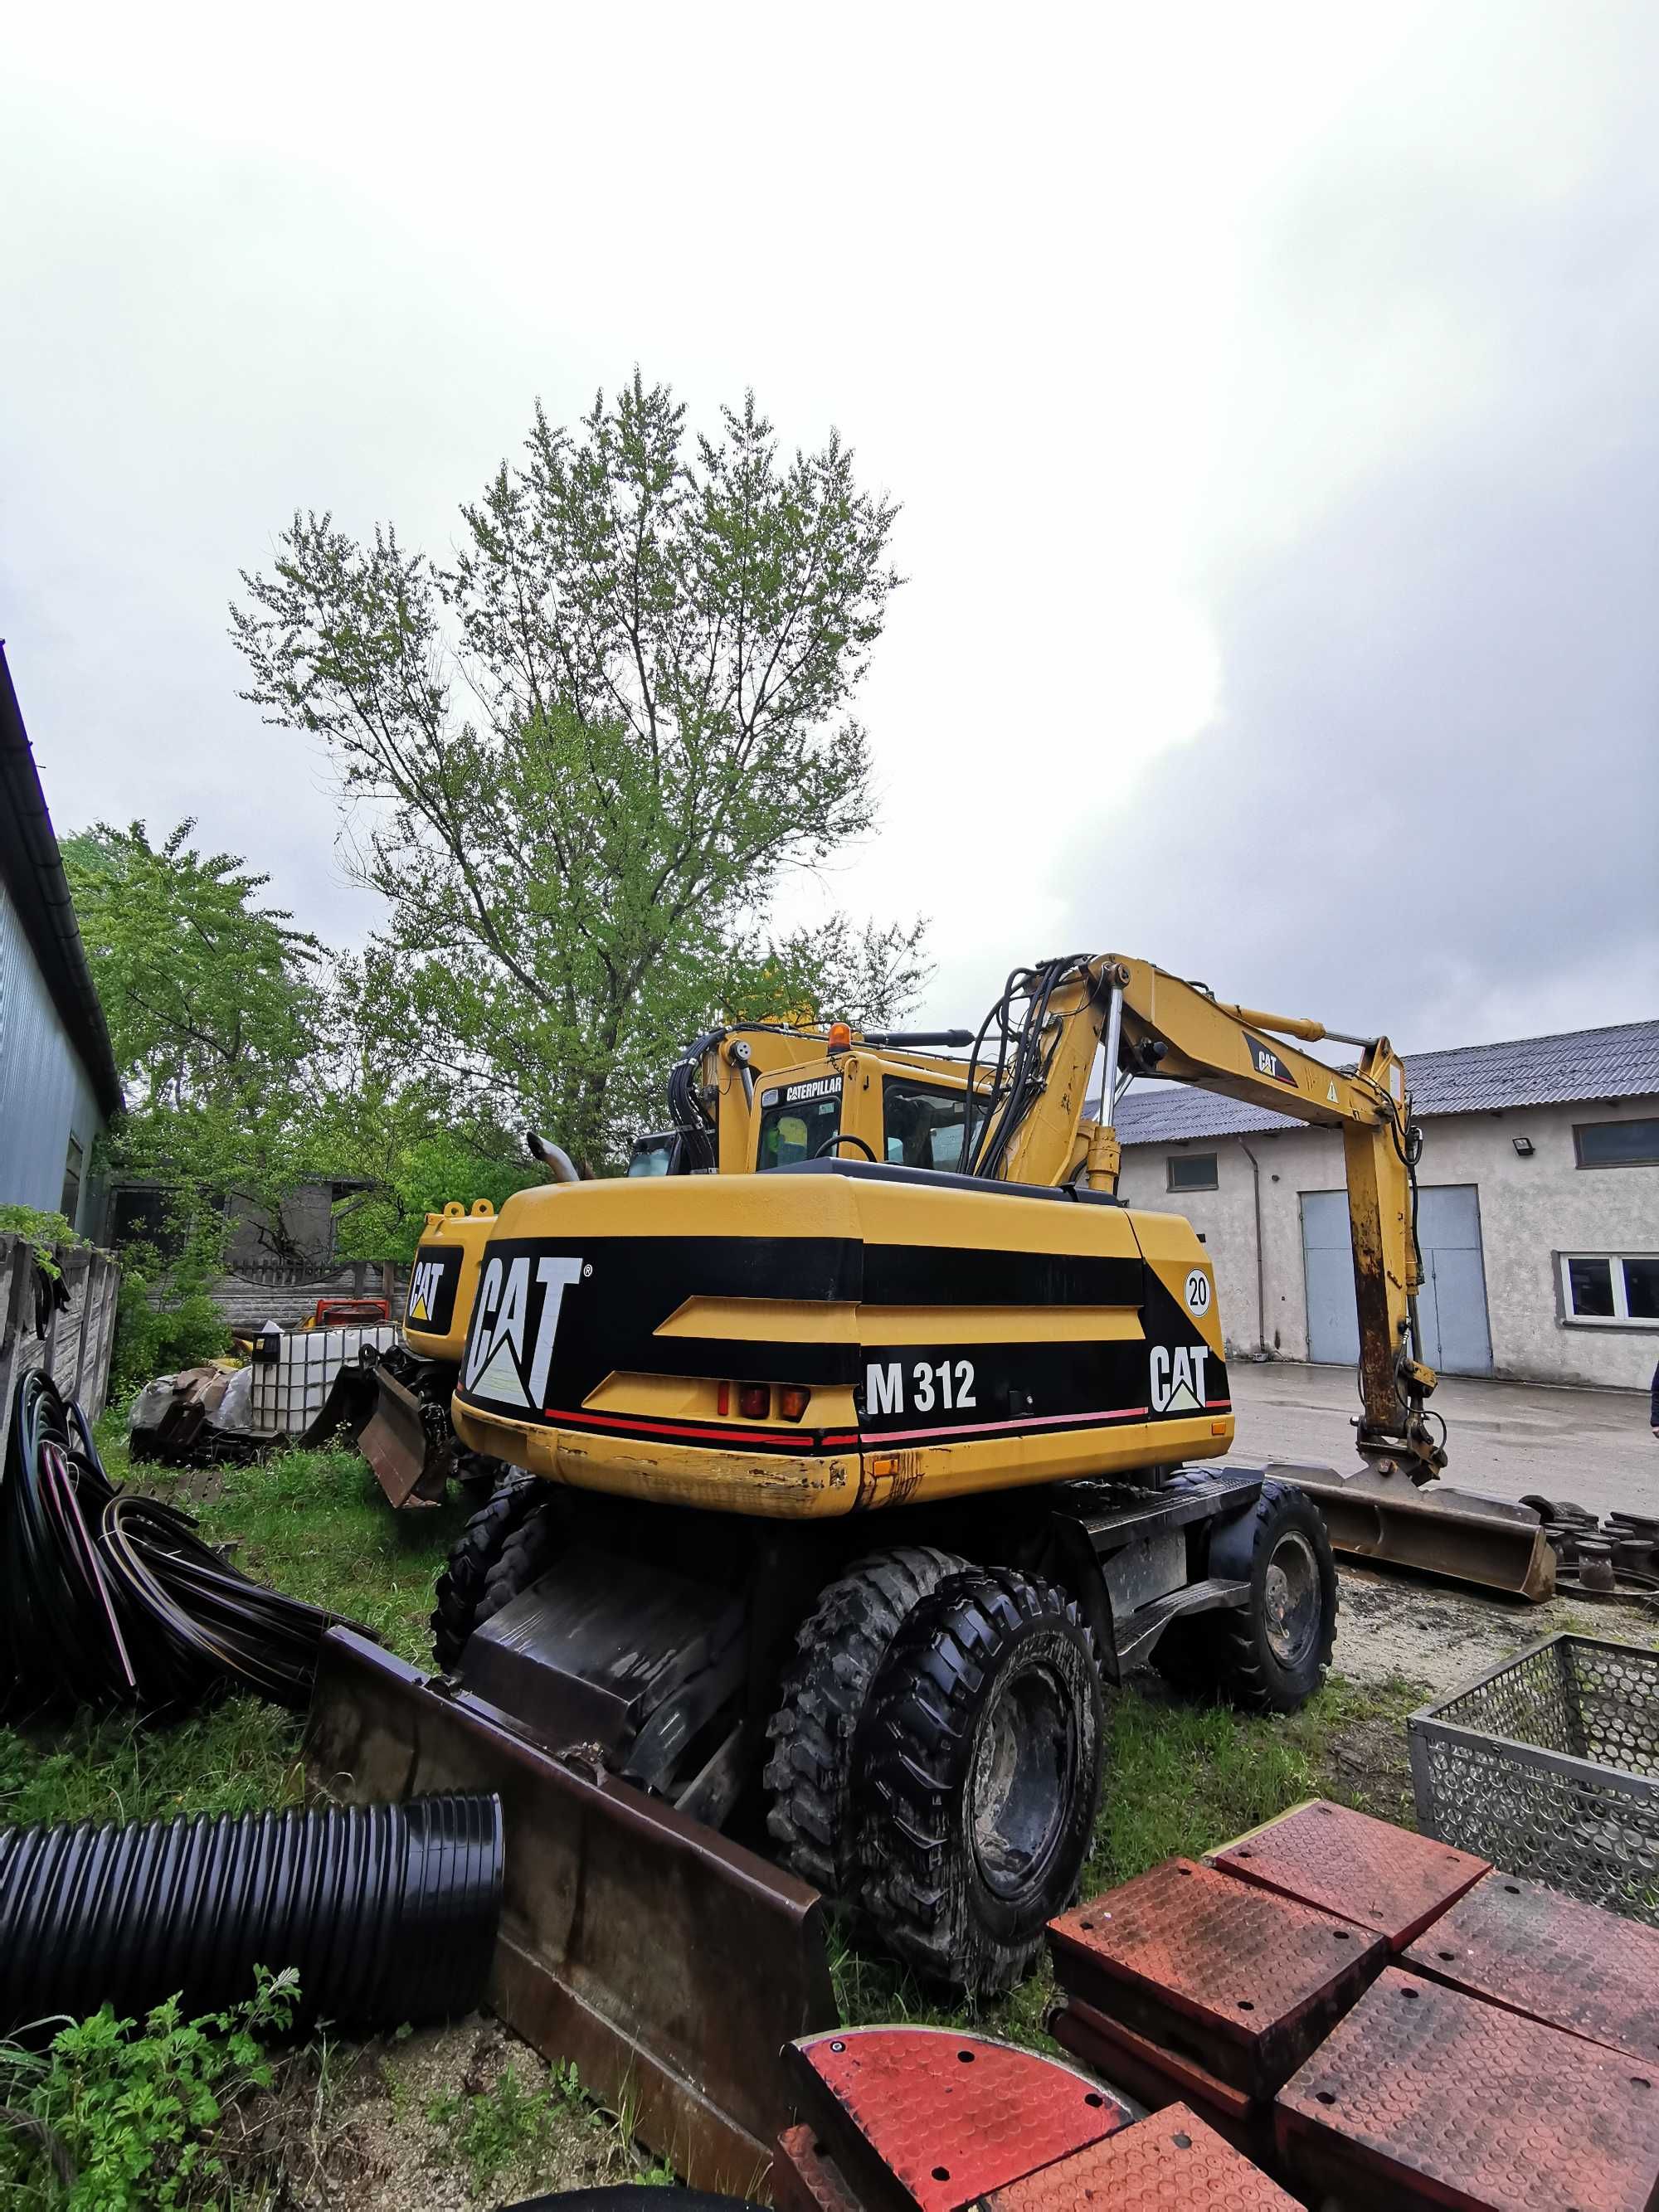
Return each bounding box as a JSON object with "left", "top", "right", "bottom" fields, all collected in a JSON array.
[{"left": 751, "top": 1053, "right": 975, "bottom": 1174}]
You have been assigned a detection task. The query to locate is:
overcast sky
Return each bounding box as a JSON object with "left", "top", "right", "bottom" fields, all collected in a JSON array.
[{"left": 4, "top": 1, "right": 1655, "bottom": 1060}]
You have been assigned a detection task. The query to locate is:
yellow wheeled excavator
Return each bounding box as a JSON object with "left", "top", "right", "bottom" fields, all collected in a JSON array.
[{"left": 304, "top": 952, "right": 1552, "bottom": 2190}]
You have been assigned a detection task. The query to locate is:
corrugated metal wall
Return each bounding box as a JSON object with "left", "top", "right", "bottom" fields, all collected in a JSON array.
[{"left": 0, "top": 873, "right": 106, "bottom": 1229}]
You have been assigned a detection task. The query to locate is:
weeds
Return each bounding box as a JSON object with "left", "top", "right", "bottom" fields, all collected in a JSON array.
[
  {"left": 427, "top": 2060, "right": 596, "bottom": 2192},
  {"left": 0, "top": 1968, "right": 297, "bottom": 2209}
]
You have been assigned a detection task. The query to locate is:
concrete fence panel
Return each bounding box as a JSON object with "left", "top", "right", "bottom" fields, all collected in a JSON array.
[{"left": 0, "top": 1233, "right": 121, "bottom": 1468}]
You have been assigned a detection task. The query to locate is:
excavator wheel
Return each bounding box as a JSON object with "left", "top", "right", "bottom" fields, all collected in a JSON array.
[
  {"left": 860, "top": 1567, "right": 1103, "bottom": 1996},
  {"left": 1201, "top": 1480, "right": 1337, "bottom": 1714},
  {"left": 431, "top": 1471, "right": 559, "bottom": 1671},
  {"left": 764, "top": 1547, "right": 969, "bottom": 1899}
]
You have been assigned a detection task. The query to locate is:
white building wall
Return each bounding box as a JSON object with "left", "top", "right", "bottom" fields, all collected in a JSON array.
[{"left": 1119, "top": 1096, "right": 1659, "bottom": 1390}]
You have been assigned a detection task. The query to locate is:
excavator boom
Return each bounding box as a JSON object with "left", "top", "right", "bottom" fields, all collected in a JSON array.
[
  {"left": 957, "top": 951, "right": 1546, "bottom": 1597},
  {"left": 975, "top": 955, "right": 1438, "bottom": 1483}
]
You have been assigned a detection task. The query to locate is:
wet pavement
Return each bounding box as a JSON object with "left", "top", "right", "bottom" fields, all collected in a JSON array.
[{"left": 1228, "top": 1360, "right": 1655, "bottom": 1523}]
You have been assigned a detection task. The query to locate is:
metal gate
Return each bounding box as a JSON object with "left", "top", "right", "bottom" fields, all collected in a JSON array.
[{"left": 1301, "top": 1184, "right": 1493, "bottom": 1375}]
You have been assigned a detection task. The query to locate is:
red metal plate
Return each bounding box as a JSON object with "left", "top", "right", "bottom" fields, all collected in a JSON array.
[
  {"left": 1277, "top": 1965, "right": 1659, "bottom": 2212},
  {"left": 985, "top": 2101, "right": 1300, "bottom": 2211},
  {"left": 1403, "top": 1869, "right": 1659, "bottom": 2064},
  {"left": 772, "top": 2122, "right": 864, "bottom": 2212},
  {"left": 1051, "top": 1996, "right": 1256, "bottom": 2125},
  {"left": 1212, "top": 1796, "right": 1489, "bottom": 1950},
  {"left": 788, "top": 2027, "right": 1129, "bottom": 2212},
  {"left": 1048, "top": 1856, "right": 1386, "bottom": 2096}
]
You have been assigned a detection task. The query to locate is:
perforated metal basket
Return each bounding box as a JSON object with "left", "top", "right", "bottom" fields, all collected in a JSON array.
[{"left": 1409, "top": 1632, "right": 1659, "bottom": 1923}]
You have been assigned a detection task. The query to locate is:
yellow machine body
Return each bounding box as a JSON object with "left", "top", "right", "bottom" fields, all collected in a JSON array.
[
  {"left": 401, "top": 1199, "right": 499, "bottom": 1364},
  {"left": 450, "top": 1166, "right": 1228, "bottom": 1520}
]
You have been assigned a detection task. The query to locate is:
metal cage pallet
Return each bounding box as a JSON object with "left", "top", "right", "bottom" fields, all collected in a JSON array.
[{"left": 1409, "top": 1632, "right": 1659, "bottom": 1924}]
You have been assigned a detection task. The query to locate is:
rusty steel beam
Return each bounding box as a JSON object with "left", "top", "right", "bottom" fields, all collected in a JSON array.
[{"left": 303, "top": 1630, "right": 836, "bottom": 2194}]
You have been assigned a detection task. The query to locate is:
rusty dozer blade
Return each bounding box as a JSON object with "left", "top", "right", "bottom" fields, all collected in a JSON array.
[
  {"left": 303, "top": 1359, "right": 448, "bottom": 1508},
  {"left": 304, "top": 1630, "right": 836, "bottom": 2193},
  {"left": 1276, "top": 1458, "right": 1555, "bottom": 1602}
]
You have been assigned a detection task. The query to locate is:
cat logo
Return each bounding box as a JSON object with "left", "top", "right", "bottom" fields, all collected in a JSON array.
[
  {"left": 462, "top": 1252, "right": 586, "bottom": 1411},
  {"left": 406, "top": 1258, "right": 445, "bottom": 1325},
  {"left": 405, "top": 1248, "right": 461, "bottom": 1334},
  {"left": 1243, "top": 1032, "right": 1297, "bottom": 1087},
  {"left": 1150, "top": 1343, "right": 1209, "bottom": 1415}
]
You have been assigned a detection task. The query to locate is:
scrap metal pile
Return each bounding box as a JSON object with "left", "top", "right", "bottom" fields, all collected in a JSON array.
[
  {"left": 1, "top": 1367, "right": 361, "bottom": 1714},
  {"left": 1520, "top": 1491, "right": 1659, "bottom": 1597}
]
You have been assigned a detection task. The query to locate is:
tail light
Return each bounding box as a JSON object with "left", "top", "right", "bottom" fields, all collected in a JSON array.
[
  {"left": 737, "top": 1383, "right": 770, "bottom": 1420},
  {"left": 777, "top": 1386, "right": 810, "bottom": 1422},
  {"left": 717, "top": 1381, "right": 730, "bottom": 1416}
]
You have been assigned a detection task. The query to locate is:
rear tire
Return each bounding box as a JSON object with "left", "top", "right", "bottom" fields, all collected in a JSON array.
[
  {"left": 1206, "top": 1480, "right": 1337, "bottom": 1713},
  {"left": 764, "top": 1548, "right": 968, "bottom": 1898},
  {"left": 860, "top": 1568, "right": 1103, "bottom": 1996},
  {"left": 431, "top": 1472, "right": 558, "bottom": 1670}
]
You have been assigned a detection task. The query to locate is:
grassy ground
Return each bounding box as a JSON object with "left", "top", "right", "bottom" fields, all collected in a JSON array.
[{"left": 0, "top": 1418, "right": 1426, "bottom": 2204}]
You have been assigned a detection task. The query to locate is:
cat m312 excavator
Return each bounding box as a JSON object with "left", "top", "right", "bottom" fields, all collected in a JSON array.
[{"left": 304, "top": 952, "right": 1553, "bottom": 2192}]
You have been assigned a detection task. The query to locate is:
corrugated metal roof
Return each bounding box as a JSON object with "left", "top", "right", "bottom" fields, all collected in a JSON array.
[{"left": 1111, "top": 1020, "right": 1659, "bottom": 1146}]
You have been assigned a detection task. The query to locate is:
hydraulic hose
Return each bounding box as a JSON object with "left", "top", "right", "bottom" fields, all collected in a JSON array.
[
  {"left": 0, "top": 1794, "right": 504, "bottom": 2035},
  {"left": 2, "top": 1368, "right": 363, "bottom": 1719}
]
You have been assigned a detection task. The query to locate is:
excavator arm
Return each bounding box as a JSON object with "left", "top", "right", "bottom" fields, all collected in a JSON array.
[{"left": 972, "top": 954, "right": 1444, "bottom": 1485}]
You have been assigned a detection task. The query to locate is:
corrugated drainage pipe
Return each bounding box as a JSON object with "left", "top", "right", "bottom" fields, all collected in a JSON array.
[{"left": 0, "top": 1793, "right": 503, "bottom": 2035}]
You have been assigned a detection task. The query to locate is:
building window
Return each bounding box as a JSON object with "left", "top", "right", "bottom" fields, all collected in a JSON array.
[
  {"left": 1167, "top": 1151, "right": 1219, "bottom": 1193},
  {"left": 1574, "top": 1118, "right": 1659, "bottom": 1168},
  {"left": 1559, "top": 1253, "right": 1659, "bottom": 1327},
  {"left": 60, "top": 1136, "right": 83, "bottom": 1228}
]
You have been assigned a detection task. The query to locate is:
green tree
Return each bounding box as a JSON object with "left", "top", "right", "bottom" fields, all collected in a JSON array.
[
  {"left": 63, "top": 822, "right": 328, "bottom": 1249},
  {"left": 232, "top": 375, "right": 927, "bottom": 1169}
]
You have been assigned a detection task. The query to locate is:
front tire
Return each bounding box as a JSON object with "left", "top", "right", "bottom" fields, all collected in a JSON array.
[{"left": 861, "top": 1568, "right": 1103, "bottom": 1996}]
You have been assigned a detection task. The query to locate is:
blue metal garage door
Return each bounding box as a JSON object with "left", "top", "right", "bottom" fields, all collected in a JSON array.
[{"left": 1301, "top": 1184, "right": 1493, "bottom": 1376}]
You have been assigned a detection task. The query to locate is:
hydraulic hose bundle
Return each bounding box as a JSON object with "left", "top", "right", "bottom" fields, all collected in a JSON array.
[{"left": 1, "top": 1367, "right": 362, "bottom": 1717}]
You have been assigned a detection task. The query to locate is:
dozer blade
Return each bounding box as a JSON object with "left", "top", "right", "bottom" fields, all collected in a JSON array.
[
  {"left": 298, "top": 1361, "right": 379, "bottom": 1451},
  {"left": 304, "top": 1360, "right": 450, "bottom": 1508},
  {"left": 1276, "top": 1458, "right": 1556, "bottom": 1603},
  {"left": 304, "top": 1630, "right": 835, "bottom": 2193},
  {"left": 358, "top": 1364, "right": 450, "bottom": 1507}
]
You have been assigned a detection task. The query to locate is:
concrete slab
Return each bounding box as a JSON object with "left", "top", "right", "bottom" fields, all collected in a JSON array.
[{"left": 1227, "top": 1360, "right": 1654, "bottom": 1522}]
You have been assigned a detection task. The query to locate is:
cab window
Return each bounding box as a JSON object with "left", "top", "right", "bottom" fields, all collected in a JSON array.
[
  {"left": 883, "top": 1078, "right": 968, "bottom": 1170},
  {"left": 758, "top": 1088, "right": 841, "bottom": 1168}
]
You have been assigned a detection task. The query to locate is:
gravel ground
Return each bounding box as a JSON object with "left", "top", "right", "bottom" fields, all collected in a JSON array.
[
  {"left": 1332, "top": 1560, "right": 1659, "bottom": 1699},
  {"left": 269, "top": 2018, "right": 640, "bottom": 2211}
]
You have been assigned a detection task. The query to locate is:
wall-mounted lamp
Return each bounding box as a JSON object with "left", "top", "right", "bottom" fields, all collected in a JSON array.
[{"left": 1512, "top": 1135, "right": 1535, "bottom": 1157}]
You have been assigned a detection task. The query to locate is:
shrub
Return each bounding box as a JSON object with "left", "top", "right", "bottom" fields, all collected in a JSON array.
[{"left": 0, "top": 1967, "right": 297, "bottom": 2210}]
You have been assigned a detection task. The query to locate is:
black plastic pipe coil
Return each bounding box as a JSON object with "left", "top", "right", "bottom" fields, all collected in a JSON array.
[
  {"left": 2, "top": 1366, "right": 363, "bottom": 1716},
  {"left": 0, "top": 1793, "right": 504, "bottom": 2035}
]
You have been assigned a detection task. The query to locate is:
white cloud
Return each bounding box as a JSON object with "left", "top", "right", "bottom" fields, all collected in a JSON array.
[{"left": 3, "top": 0, "right": 1648, "bottom": 1059}]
